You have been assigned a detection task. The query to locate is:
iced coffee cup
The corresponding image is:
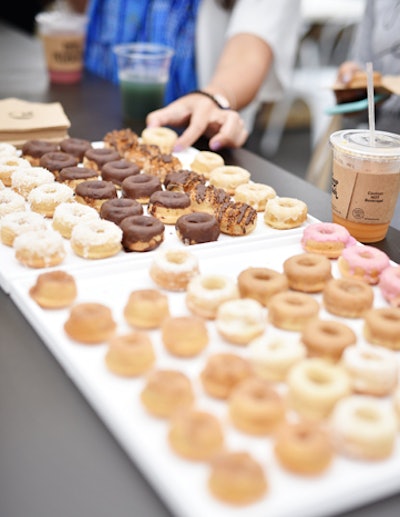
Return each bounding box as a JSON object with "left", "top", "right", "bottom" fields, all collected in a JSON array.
[
  {"left": 330, "top": 129, "right": 400, "bottom": 243},
  {"left": 36, "top": 11, "right": 87, "bottom": 84}
]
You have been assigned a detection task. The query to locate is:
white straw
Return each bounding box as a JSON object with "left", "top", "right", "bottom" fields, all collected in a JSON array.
[{"left": 366, "top": 62, "right": 376, "bottom": 146}]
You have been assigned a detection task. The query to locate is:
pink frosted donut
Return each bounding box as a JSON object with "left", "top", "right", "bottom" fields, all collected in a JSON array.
[
  {"left": 338, "top": 245, "right": 390, "bottom": 285},
  {"left": 301, "top": 222, "right": 356, "bottom": 259},
  {"left": 379, "top": 266, "right": 400, "bottom": 307}
]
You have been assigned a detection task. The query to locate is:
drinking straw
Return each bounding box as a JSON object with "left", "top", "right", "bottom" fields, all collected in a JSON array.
[{"left": 366, "top": 61, "right": 376, "bottom": 145}]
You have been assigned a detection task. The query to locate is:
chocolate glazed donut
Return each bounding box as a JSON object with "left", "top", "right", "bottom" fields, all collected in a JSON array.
[
  {"left": 101, "top": 159, "right": 140, "bottom": 187},
  {"left": 21, "top": 140, "right": 59, "bottom": 164},
  {"left": 175, "top": 212, "right": 220, "bottom": 245},
  {"left": 100, "top": 198, "right": 143, "bottom": 225},
  {"left": 83, "top": 147, "right": 121, "bottom": 170},
  {"left": 120, "top": 215, "right": 165, "bottom": 252},
  {"left": 40, "top": 151, "right": 79, "bottom": 177},
  {"left": 60, "top": 137, "right": 92, "bottom": 161},
  {"left": 121, "top": 173, "right": 162, "bottom": 203},
  {"left": 75, "top": 179, "right": 117, "bottom": 211},
  {"left": 58, "top": 166, "right": 99, "bottom": 186}
]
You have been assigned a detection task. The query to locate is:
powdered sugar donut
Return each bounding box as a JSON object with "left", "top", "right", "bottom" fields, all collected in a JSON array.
[
  {"left": 52, "top": 202, "right": 99, "bottom": 239},
  {"left": 0, "top": 189, "right": 26, "bottom": 217},
  {"left": 0, "top": 210, "right": 47, "bottom": 246},
  {"left": 0, "top": 142, "right": 18, "bottom": 158},
  {"left": 70, "top": 219, "right": 123, "bottom": 259},
  {"left": 379, "top": 265, "right": 400, "bottom": 307},
  {"left": 12, "top": 166, "right": 55, "bottom": 199},
  {"left": 28, "top": 182, "right": 74, "bottom": 217},
  {"left": 149, "top": 247, "right": 200, "bottom": 291},
  {"left": 0, "top": 156, "right": 31, "bottom": 187},
  {"left": 186, "top": 273, "right": 239, "bottom": 319},
  {"left": 301, "top": 222, "right": 356, "bottom": 259},
  {"left": 338, "top": 244, "right": 390, "bottom": 285},
  {"left": 14, "top": 228, "right": 66, "bottom": 268},
  {"left": 215, "top": 298, "right": 266, "bottom": 345}
]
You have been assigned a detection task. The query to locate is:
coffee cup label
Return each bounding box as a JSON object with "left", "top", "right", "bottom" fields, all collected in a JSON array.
[{"left": 41, "top": 34, "right": 84, "bottom": 72}]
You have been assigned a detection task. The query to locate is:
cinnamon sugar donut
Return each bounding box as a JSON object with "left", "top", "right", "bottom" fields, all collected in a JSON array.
[
  {"left": 11, "top": 166, "right": 55, "bottom": 199},
  {"left": 363, "top": 307, "right": 400, "bottom": 350},
  {"left": 101, "top": 159, "right": 140, "bottom": 187},
  {"left": 52, "top": 202, "right": 99, "bottom": 239},
  {"left": 323, "top": 277, "right": 374, "bottom": 318},
  {"left": 0, "top": 156, "right": 31, "bottom": 187},
  {"left": 58, "top": 166, "right": 99, "bottom": 188},
  {"left": 83, "top": 147, "right": 120, "bottom": 172},
  {"left": 161, "top": 315, "right": 209, "bottom": 357},
  {"left": 234, "top": 182, "right": 276, "bottom": 212},
  {"left": 209, "top": 165, "right": 250, "bottom": 195},
  {"left": 29, "top": 270, "right": 77, "bottom": 309},
  {"left": 21, "top": 139, "right": 59, "bottom": 166},
  {"left": 100, "top": 198, "right": 143, "bottom": 226},
  {"left": 70, "top": 219, "right": 123, "bottom": 259},
  {"left": 237, "top": 267, "right": 289, "bottom": 307},
  {"left": 75, "top": 180, "right": 117, "bottom": 212},
  {"left": 216, "top": 201, "right": 257, "bottom": 236},
  {"left": 186, "top": 273, "right": 239, "bottom": 319},
  {"left": 123, "top": 289, "right": 170, "bottom": 329},
  {"left": 147, "top": 190, "right": 191, "bottom": 225},
  {"left": 149, "top": 248, "right": 200, "bottom": 291},
  {"left": 105, "top": 331, "right": 155, "bottom": 377},
  {"left": 120, "top": 214, "right": 165, "bottom": 252},
  {"left": 379, "top": 265, "right": 400, "bottom": 307},
  {"left": 283, "top": 253, "right": 332, "bottom": 293},
  {"left": 0, "top": 211, "right": 46, "bottom": 246},
  {"left": 215, "top": 298, "right": 266, "bottom": 345},
  {"left": 301, "top": 318, "right": 356, "bottom": 361},
  {"left": 14, "top": 229, "right": 66, "bottom": 268},
  {"left": 39, "top": 151, "right": 79, "bottom": 178},
  {"left": 264, "top": 196, "right": 308, "bottom": 229},
  {"left": 190, "top": 151, "right": 224, "bottom": 179},
  {"left": 28, "top": 182, "right": 74, "bottom": 217},
  {"left": 64, "top": 302, "right": 117, "bottom": 344},
  {"left": 268, "top": 291, "right": 319, "bottom": 331},
  {"left": 175, "top": 212, "right": 220, "bottom": 245},
  {"left": 0, "top": 189, "right": 26, "bottom": 217},
  {"left": 301, "top": 222, "right": 356, "bottom": 259},
  {"left": 121, "top": 173, "right": 162, "bottom": 204},
  {"left": 60, "top": 137, "right": 92, "bottom": 161},
  {"left": 338, "top": 244, "right": 390, "bottom": 285},
  {"left": 164, "top": 169, "right": 206, "bottom": 193},
  {"left": 141, "top": 126, "right": 178, "bottom": 154}
]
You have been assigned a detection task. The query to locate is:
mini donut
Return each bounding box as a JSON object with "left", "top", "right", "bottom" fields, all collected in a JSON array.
[
  {"left": 0, "top": 156, "right": 31, "bottom": 187},
  {"left": 283, "top": 253, "right": 332, "bottom": 293},
  {"left": 287, "top": 358, "right": 351, "bottom": 420},
  {"left": 209, "top": 165, "right": 251, "bottom": 195},
  {"left": 123, "top": 289, "right": 170, "bottom": 329},
  {"left": 208, "top": 451, "right": 267, "bottom": 506},
  {"left": 64, "top": 302, "right": 117, "bottom": 344},
  {"left": 164, "top": 169, "right": 206, "bottom": 193},
  {"left": 338, "top": 244, "right": 390, "bottom": 285},
  {"left": 141, "top": 126, "right": 178, "bottom": 154},
  {"left": 247, "top": 335, "right": 306, "bottom": 382},
  {"left": 228, "top": 377, "right": 285, "bottom": 435},
  {"left": 363, "top": 307, "right": 400, "bottom": 350},
  {"left": 379, "top": 265, "right": 400, "bottom": 307},
  {"left": 175, "top": 212, "right": 220, "bottom": 245},
  {"left": 28, "top": 182, "right": 74, "bottom": 217},
  {"left": 264, "top": 196, "right": 308, "bottom": 229},
  {"left": 124, "top": 142, "right": 160, "bottom": 169},
  {"left": 0, "top": 211, "right": 47, "bottom": 246},
  {"left": 268, "top": 291, "right": 319, "bottom": 331},
  {"left": 101, "top": 159, "right": 140, "bottom": 187},
  {"left": 140, "top": 369, "right": 195, "bottom": 418},
  {"left": 392, "top": 386, "right": 400, "bottom": 425},
  {"left": 190, "top": 150, "right": 224, "bottom": 179},
  {"left": 58, "top": 166, "right": 99, "bottom": 188},
  {"left": 103, "top": 128, "right": 139, "bottom": 155},
  {"left": 341, "top": 343, "right": 398, "bottom": 396},
  {"left": 104, "top": 331, "right": 156, "bottom": 377},
  {"left": 0, "top": 189, "right": 26, "bottom": 217},
  {"left": 301, "top": 222, "right": 356, "bottom": 259},
  {"left": 39, "top": 151, "right": 79, "bottom": 178},
  {"left": 274, "top": 420, "right": 334, "bottom": 476},
  {"left": 21, "top": 139, "right": 59, "bottom": 166},
  {"left": 99, "top": 197, "right": 143, "bottom": 226},
  {"left": 59, "top": 137, "right": 92, "bottom": 161},
  {"left": 11, "top": 166, "right": 55, "bottom": 199},
  {"left": 119, "top": 214, "right": 165, "bottom": 252},
  {"left": 237, "top": 267, "right": 289, "bottom": 307},
  {"left": 29, "top": 270, "right": 78, "bottom": 309},
  {"left": 216, "top": 201, "right": 257, "bottom": 236},
  {"left": 142, "top": 153, "right": 183, "bottom": 183},
  {"left": 82, "top": 147, "right": 121, "bottom": 172},
  {"left": 168, "top": 408, "right": 224, "bottom": 461},
  {"left": 149, "top": 248, "right": 200, "bottom": 291},
  {"left": 0, "top": 142, "right": 18, "bottom": 158},
  {"left": 200, "top": 352, "right": 254, "bottom": 400},
  {"left": 147, "top": 190, "right": 191, "bottom": 225},
  {"left": 161, "top": 315, "right": 209, "bottom": 357},
  {"left": 75, "top": 180, "right": 117, "bottom": 212},
  {"left": 14, "top": 228, "right": 66, "bottom": 268},
  {"left": 323, "top": 277, "right": 374, "bottom": 318},
  {"left": 121, "top": 173, "right": 162, "bottom": 204},
  {"left": 330, "top": 395, "right": 398, "bottom": 460},
  {"left": 215, "top": 298, "right": 266, "bottom": 346},
  {"left": 188, "top": 183, "right": 231, "bottom": 215},
  {"left": 186, "top": 273, "right": 239, "bottom": 319},
  {"left": 301, "top": 318, "right": 357, "bottom": 361},
  {"left": 52, "top": 202, "right": 99, "bottom": 239},
  {"left": 70, "top": 219, "right": 123, "bottom": 259},
  {"left": 234, "top": 182, "right": 276, "bottom": 212}
]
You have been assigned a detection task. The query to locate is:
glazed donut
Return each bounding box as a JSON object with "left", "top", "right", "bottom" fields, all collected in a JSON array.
[
  {"left": 64, "top": 302, "right": 117, "bottom": 344},
  {"left": 103, "top": 128, "right": 138, "bottom": 155},
  {"left": 121, "top": 173, "right": 162, "bottom": 204},
  {"left": 234, "top": 182, "right": 277, "bottom": 212},
  {"left": 209, "top": 165, "right": 251, "bottom": 195},
  {"left": 120, "top": 214, "right": 165, "bottom": 252},
  {"left": 175, "top": 212, "right": 220, "bottom": 245},
  {"left": 274, "top": 420, "right": 333, "bottom": 476},
  {"left": 0, "top": 189, "right": 26, "bottom": 217},
  {"left": 83, "top": 147, "right": 121, "bottom": 172},
  {"left": 59, "top": 137, "right": 92, "bottom": 161},
  {"left": 237, "top": 267, "right": 289, "bottom": 307},
  {"left": 147, "top": 190, "right": 191, "bottom": 225},
  {"left": 228, "top": 377, "right": 285, "bottom": 435},
  {"left": 0, "top": 156, "right": 31, "bottom": 187},
  {"left": 14, "top": 228, "right": 66, "bottom": 268},
  {"left": 58, "top": 166, "right": 99, "bottom": 188},
  {"left": 341, "top": 343, "right": 398, "bottom": 396},
  {"left": 105, "top": 331, "right": 156, "bottom": 377},
  {"left": 323, "top": 277, "right": 374, "bottom": 318},
  {"left": 28, "top": 182, "right": 74, "bottom": 218},
  {"left": 186, "top": 273, "right": 239, "bottom": 319},
  {"left": 264, "top": 196, "right": 308, "bottom": 229},
  {"left": 141, "top": 126, "right": 178, "bottom": 154},
  {"left": 215, "top": 298, "right": 266, "bottom": 346},
  {"left": 70, "top": 219, "right": 123, "bottom": 259},
  {"left": 287, "top": 358, "right": 351, "bottom": 420},
  {"left": 190, "top": 150, "right": 224, "bottom": 179},
  {"left": 75, "top": 180, "right": 117, "bottom": 212},
  {"left": 188, "top": 183, "right": 231, "bottom": 215},
  {"left": 52, "top": 201, "right": 99, "bottom": 239},
  {"left": 123, "top": 288, "right": 170, "bottom": 329},
  {"left": 247, "top": 335, "right": 307, "bottom": 382},
  {"left": 21, "top": 139, "right": 59, "bottom": 166},
  {"left": 363, "top": 307, "right": 400, "bottom": 350},
  {"left": 301, "top": 318, "right": 356, "bottom": 361},
  {"left": 200, "top": 353, "right": 254, "bottom": 400},
  {"left": 164, "top": 169, "right": 206, "bottom": 193},
  {"left": 330, "top": 395, "right": 398, "bottom": 460},
  {"left": 161, "top": 315, "right": 209, "bottom": 357},
  {"left": 301, "top": 222, "right": 356, "bottom": 259},
  {"left": 0, "top": 211, "right": 46, "bottom": 246},
  {"left": 208, "top": 451, "right": 267, "bottom": 506},
  {"left": 379, "top": 265, "right": 400, "bottom": 307},
  {"left": 39, "top": 151, "right": 79, "bottom": 178},
  {"left": 140, "top": 369, "right": 195, "bottom": 418},
  {"left": 11, "top": 166, "right": 55, "bottom": 199},
  {"left": 100, "top": 198, "right": 143, "bottom": 226},
  {"left": 124, "top": 142, "right": 160, "bottom": 169},
  {"left": 216, "top": 201, "right": 258, "bottom": 236},
  {"left": 268, "top": 291, "right": 320, "bottom": 331},
  {"left": 149, "top": 248, "right": 200, "bottom": 291},
  {"left": 142, "top": 153, "right": 183, "bottom": 183},
  {"left": 338, "top": 244, "right": 390, "bottom": 285},
  {"left": 283, "top": 253, "right": 332, "bottom": 293},
  {"left": 101, "top": 159, "right": 140, "bottom": 187},
  {"left": 29, "top": 270, "right": 78, "bottom": 309}
]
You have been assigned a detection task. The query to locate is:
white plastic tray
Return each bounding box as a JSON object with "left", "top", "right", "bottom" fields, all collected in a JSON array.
[{"left": 9, "top": 233, "right": 400, "bottom": 517}]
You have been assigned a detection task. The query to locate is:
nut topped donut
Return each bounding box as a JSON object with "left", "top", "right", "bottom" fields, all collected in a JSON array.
[
  {"left": 147, "top": 190, "right": 191, "bottom": 225},
  {"left": 120, "top": 214, "right": 165, "bottom": 252},
  {"left": 175, "top": 212, "right": 220, "bottom": 245},
  {"left": 75, "top": 179, "right": 117, "bottom": 211},
  {"left": 143, "top": 153, "right": 183, "bottom": 183},
  {"left": 21, "top": 139, "right": 59, "bottom": 166},
  {"left": 103, "top": 128, "right": 139, "bottom": 155},
  {"left": 216, "top": 201, "right": 257, "bottom": 236},
  {"left": 101, "top": 159, "right": 140, "bottom": 187},
  {"left": 39, "top": 151, "right": 79, "bottom": 178}
]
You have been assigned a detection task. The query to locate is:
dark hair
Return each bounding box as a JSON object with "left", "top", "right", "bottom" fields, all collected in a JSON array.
[{"left": 217, "top": 0, "right": 236, "bottom": 9}]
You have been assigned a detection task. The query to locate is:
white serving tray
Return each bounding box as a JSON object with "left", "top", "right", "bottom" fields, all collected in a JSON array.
[{"left": 9, "top": 233, "right": 400, "bottom": 517}]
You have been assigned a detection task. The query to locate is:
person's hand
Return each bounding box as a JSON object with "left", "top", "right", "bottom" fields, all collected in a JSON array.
[
  {"left": 334, "top": 61, "right": 366, "bottom": 105},
  {"left": 146, "top": 93, "right": 248, "bottom": 152}
]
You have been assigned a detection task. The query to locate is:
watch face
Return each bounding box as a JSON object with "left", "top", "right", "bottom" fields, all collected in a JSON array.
[{"left": 214, "top": 94, "right": 230, "bottom": 109}]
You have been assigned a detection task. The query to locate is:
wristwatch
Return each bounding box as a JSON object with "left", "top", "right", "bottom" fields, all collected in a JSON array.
[{"left": 190, "top": 90, "right": 231, "bottom": 110}]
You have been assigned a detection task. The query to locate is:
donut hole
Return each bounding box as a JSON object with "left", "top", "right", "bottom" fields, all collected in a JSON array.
[
  {"left": 320, "top": 324, "right": 340, "bottom": 337},
  {"left": 360, "top": 351, "right": 383, "bottom": 363},
  {"left": 307, "top": 368, "right": 332, "bottom": 386},
  {"left": 341, "top": 282, "right": 364, "bottom": 294},
  {"left": 359, "top": 250, "right": 374, "bottom": 260},
  {"left": 165, "top": 250, "right": 188, "bottom": 265},
  {"left": 202, "top": 277, "right": 227, "bottom": 291},
  {"left": 297, "top": 257, "right": 318, "bottom": 268},
  {"left": 254, "top": 271, "right": 274, "bottom": 282},
  {"left": 285, "top": 297, "right": 305, "bottom": 307},
  {"left": 381, "top": 312, "right": 400, "bottom": 323},
  {"left": 354, "top": 406, "right": 379, "bottom": 423}
]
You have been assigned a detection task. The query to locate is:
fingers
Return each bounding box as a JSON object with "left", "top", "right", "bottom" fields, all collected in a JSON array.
[{"left": 337, "top": 61, "right": 362, "bottom": 85}]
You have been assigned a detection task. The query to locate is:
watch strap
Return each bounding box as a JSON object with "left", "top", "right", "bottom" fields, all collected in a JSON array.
[{"left": 189, "top": 90, "right": 231, "bottom": 110}]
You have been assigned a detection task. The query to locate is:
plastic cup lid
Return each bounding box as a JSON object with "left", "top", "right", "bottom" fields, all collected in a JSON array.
[
  {"left": 35, "top": 11, "right": 87, "bottom": 33},
  {"left": 330, "top": 129, "right": 400, "bottom": 158}
]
